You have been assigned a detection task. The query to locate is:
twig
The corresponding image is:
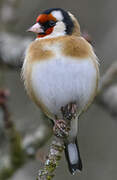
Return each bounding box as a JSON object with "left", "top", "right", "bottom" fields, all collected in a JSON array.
[
  {"left": 37, "top": 139, "right": 64, "bottom": 180},
  {"left": 37, "top": 103, "right": 77, "bottom": 180},
  {"left": 98, "top": 62, "right": 117, "bottom": 92},
  {"left": 96, "top": 61, "right": 117, "bottom": 115}
]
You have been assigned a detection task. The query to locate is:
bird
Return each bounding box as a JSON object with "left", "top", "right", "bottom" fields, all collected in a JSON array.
[{"left": 22, "top": 8, "right": 99, "bottom": 174}]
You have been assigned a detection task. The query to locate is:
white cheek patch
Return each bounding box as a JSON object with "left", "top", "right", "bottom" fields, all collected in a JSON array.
[
  {"left": 54, "top": 21, "right": 66, "bottom": 33},
  {"left": 52, "top": 10, "right": 63, "bottom": 21}
]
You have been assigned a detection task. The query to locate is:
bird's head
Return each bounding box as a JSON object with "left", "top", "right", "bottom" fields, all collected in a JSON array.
[{"left": 28, "top": 8, "right": 81, "bottom": 39}]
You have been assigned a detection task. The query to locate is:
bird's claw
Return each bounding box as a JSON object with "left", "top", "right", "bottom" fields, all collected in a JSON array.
[
  {"left": 61, "top": 102, "right": 77, "bottom": 121},
  {"left": 53, "top": 119, "right": 70, "bottom": 138},
  {"left": 53, "top": 102, "right": 77, "bottom": 138}
]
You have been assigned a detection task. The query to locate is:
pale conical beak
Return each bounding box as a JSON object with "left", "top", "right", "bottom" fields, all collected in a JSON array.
[{"left": 27, "top": 23, "right": 44, "bottom": 34}]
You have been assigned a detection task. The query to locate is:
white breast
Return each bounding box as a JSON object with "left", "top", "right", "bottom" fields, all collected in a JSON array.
[{"left": 31, "top": 57, "right": 97, "bottom": 118}]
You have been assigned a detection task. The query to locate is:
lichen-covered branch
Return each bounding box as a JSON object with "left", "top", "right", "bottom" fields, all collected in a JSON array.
[
  {"left": 37, "top": 139, "right": 64, "bottom": 180},
  {"left": 37, "top": 103, "right": 76, "bottom": 180}
]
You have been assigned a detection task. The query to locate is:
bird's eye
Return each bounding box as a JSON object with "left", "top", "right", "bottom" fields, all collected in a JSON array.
[{"left": 49, "top": 20, "right": 56, "bottom": 27}]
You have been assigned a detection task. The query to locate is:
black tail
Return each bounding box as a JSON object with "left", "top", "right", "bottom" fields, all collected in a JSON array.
[{"left": 64, "top": 138, "right": 82, "bottom": 174}]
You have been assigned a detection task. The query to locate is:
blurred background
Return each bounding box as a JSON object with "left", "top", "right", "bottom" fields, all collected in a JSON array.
[{"left": 0, "top": 0, "right": 117, "bottom": 180}]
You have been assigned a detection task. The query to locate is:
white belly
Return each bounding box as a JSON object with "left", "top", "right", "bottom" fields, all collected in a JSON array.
[{"left": 31, "top": 57, "right": 97, "bottom": 117}]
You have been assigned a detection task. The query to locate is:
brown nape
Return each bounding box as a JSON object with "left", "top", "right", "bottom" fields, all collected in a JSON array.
[{"left": 69, "top": 13, "right": 81, "bottom": 37}]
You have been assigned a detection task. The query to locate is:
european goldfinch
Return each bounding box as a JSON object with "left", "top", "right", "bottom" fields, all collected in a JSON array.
[{"left": 22, "top": 8, "right": 99, "bottom": 174}]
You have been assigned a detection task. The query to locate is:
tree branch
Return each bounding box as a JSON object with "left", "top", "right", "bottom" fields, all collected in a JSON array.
[
  {"left": 98, "top": 62, "right": 117, "bottom": 92},
  {"left": 96, "top": 61, "right": 117, "bottom": 116}
]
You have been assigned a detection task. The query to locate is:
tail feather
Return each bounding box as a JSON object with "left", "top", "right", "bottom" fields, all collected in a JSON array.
[{"left": 64, "top": 138, "right": 82, "bottom": 174}]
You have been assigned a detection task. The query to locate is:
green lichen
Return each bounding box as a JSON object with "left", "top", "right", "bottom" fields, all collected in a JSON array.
[
  {"left": 37, "top": 139, "right": 65, "bottom": 180},
  {"left": 45, "top": 162, "right": 57, "bottom": 173},
  {"left": 47, "top": 174, "right": 54, "bottom": 180}
]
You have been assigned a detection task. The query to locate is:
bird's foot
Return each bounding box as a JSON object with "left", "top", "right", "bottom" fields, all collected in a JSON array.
[
  {"left": 53, "top": 102, "right": 77, "bottom": 138},
  {"left": 53, "top": 119, "right": 70, "bottom": 138},
  {"left": 61, "top": 102, "right": 77, "bottom": 121}
]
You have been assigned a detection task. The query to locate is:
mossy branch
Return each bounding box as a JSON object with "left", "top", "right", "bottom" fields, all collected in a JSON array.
[
  {"left": 37, "top": 103, "right": 76, "bottom": 180},
  {"left": 37, "top": 139, "right": 64, "bottom": 180}
]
